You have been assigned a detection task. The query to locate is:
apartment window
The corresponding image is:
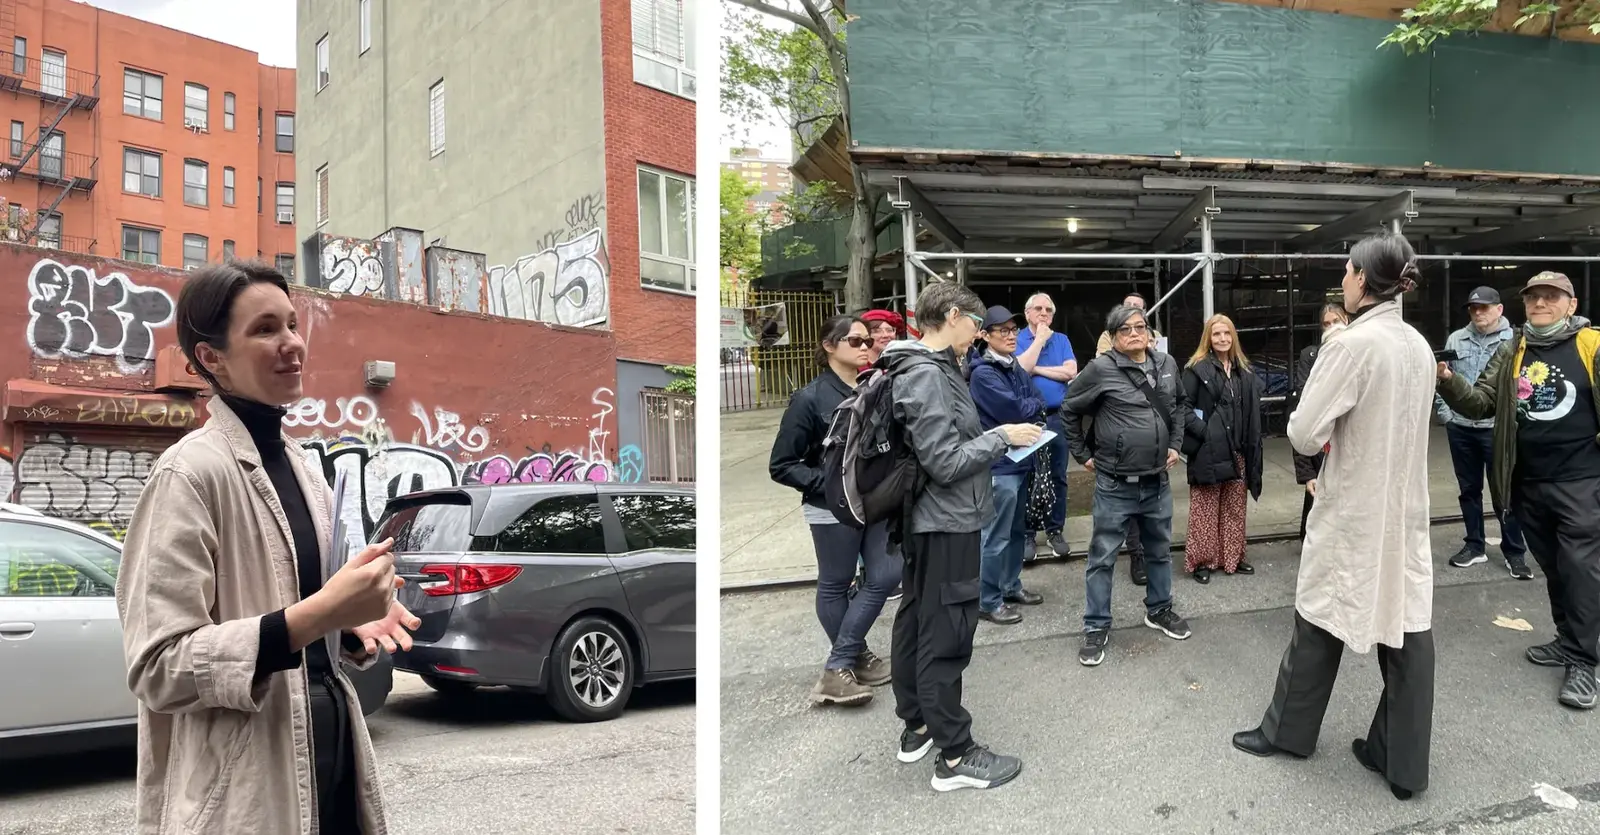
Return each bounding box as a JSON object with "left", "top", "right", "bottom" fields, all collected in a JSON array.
[
  {"left": 632, "top": 0, "right": 695, "bottom": 99},
  {"left": 275, "top": 113, "right": 294, "bottom": 153},
  {"left": 183, "top": 83, "right": 207, "bottom": 129},
  {"left": 40, "top": 50, "right": 65, "bottom": 97},
  {"left": 223, "top": 92, "right": 235, "bottom": 130},
  {"left": 182, "top": 159, "right": 207, "bottom": 207},
  {"left": 182, "top": 234, "right": 208, "bottom": 268},
  {"left": 11, "top": 37, "right": 23, "bottom": 75},
  {"left": 275, "top": 253, "right": 294, "bottom": 281},
  {"left": 121, "top": 225, "right": 159, "bottom": 264},
  {"left": 40, "top": 131, "right": 62, "bottom": 180},
  {"left": 257, "top": 177, "right": 262, "bottom": 212},
  {"left": 315, "top": 35, "right": 329, "bottom": 91},
  {"left": 9, "top": 121, "right": 20, "bottom": 158},
  {"left": 223, "top": 166, "right": 235, "bottom": 206},
  {"left": 359, "top": 0, "right": 372, "bottom": 53},
  {"left": 275, "top": 182, "right": 294, "bottom": 223},
  {"left": 37, "top": 212, "right": 60, "bottom": 249},
  {"left": 122, "top": 148, "right": 161, "bottom": 197},
  {"left": 428, "top": 80, "right": 445, "bottom": 157},
  {"left": 315, "top": 165, "right": 328, "bottom": 227},
  {"left": 222, "top": 239, "right": 235, "bottom": 261},
  {"left": 637, "top": 166, "right": 696, "bottom": 293},
  {"left": 257, "top": 107, "right": 262, "bottom": 142},
  {"left": 123, "top": 69, "right": 162, "bottom": 120}
]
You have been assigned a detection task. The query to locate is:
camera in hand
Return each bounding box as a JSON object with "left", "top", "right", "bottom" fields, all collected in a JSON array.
[{"left": 1434, "top": 348, "right": 1459, "bottom": 362}]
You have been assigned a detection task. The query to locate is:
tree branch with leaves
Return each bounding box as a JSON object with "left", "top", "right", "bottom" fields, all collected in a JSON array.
[
  {"left": 1381, "top": 0, "right": 1600, "bottom": 53},
  {"left": 723, "top": 0, "right": 878, "bottom": 313}
]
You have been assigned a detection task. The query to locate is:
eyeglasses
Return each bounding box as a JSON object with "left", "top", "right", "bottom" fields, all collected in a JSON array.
[
  {"left": 966, "top": 314, "right": 985, "bottom": 326},
  {"left": 989, "top": 326, "right": 1020, "bottom": 336},
  {"left": 1117, "top": 324, "right": 1149, "bottom": 335},
  {"left": 843, "top": 336, "right": 872, "bottom": 348},
  {"left": 1028, "top": 305, "right": 1055, "bottom": 314}
]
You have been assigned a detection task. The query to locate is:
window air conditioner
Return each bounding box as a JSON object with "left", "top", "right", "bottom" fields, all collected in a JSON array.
[{"left": 276, "top": 211, "right": 294, "bottom": 223}]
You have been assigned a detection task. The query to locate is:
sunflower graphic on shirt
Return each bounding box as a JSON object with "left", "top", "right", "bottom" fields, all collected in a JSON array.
[{"left": 1517, "top": 359, "right": 1572, "bottom": 423}]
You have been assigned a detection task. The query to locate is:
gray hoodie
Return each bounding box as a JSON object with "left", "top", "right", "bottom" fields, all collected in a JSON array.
[{"left": 882, "top": 339, "right": 1009, "bottom": 534}]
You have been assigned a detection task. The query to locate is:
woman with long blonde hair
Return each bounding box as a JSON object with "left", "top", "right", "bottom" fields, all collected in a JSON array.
[{"left": 1178, "top": 314, "right": 1264, "bottom": 582}]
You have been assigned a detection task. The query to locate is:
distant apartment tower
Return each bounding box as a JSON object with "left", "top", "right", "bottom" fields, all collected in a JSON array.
[
  {"left": 0, "top": 0, "right": 295, "bottom": 271},
  {"left": 297, "top": 0, "right": 697, "bottom": 469},
  {"left": 723, "top": 146, "right": 791, "bottom": 224}
]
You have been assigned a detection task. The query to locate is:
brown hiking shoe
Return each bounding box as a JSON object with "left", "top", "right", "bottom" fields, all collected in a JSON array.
[
  {"left": 811, "top": 668, "right": 872, "bottom": 705},
  {"left": 853, "top": 649, "right": 892, "bottom": 686}
]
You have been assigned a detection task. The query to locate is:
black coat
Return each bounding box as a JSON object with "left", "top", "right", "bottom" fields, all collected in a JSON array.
[
  {"left": 1179, "top": 356, "right": 1264, "bottom": 498},
  {"left": 769, "top": 367, "right": 854, "bottom": 508},
  {"left": 1291, "top": 344, "right": 1325, "bottom": 484}
]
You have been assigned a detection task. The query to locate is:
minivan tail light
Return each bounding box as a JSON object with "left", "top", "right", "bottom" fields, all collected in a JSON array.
[{"left": 417, "top": 564, "right": 522, "bottom": 596}]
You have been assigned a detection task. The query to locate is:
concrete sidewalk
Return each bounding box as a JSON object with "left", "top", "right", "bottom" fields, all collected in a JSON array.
[
  {"left": 722, "top": 407, "right": 1475, "bottom": 588},
  {"left": 720, "top": 527, "right": 1594, "bottom": 834}
]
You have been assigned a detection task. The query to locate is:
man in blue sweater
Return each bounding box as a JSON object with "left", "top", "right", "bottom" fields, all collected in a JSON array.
[{"left": 970, "top": 305, "right": 1047, "bottom": 625}]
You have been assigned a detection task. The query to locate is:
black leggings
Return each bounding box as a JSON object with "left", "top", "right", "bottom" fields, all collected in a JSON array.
[{"left": 308, "top": 671, "right": 362, "bottom": 833}]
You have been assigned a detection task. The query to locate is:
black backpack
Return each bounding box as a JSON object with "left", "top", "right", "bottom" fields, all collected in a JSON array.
[{"left": 820, "top": 355, "right": 931, "bottom": 530}]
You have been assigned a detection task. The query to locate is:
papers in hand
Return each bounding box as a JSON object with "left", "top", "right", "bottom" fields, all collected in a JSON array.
[
  {"left": 1006, "top": 429, "right": 1056, "bottom": 462},
  {"left": 323, "top": 469, "right": 352, "bottom": 659}
]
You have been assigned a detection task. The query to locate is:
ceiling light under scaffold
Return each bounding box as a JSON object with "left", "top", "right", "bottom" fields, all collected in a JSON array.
[{"left": 1067, "top": 218, "right": 1079, "bottom": 234}]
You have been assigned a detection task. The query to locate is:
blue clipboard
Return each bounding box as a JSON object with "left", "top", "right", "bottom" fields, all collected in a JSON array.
[{"left": 1006, "top": 429, "right": 1056, "bottom": 462}]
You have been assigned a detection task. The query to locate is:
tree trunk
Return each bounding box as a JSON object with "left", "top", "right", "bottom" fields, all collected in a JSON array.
[{"left": 845, "top": 165, "right": 875, "bottom": 313}]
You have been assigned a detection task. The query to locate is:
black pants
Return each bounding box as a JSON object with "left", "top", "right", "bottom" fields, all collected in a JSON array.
[
  {"left": 1514, "top": 476, "right": 1600, "bottom": 668},
  {"left": 1260, "top": 613, "right": 1434, "bottom": 794},
  {"left": 309, "top": 671, "right": 362, "bottom": 833},
  {"left": 891, "top": 531, "right": 981, "bottom": 760},
  {"left": 1300, "top": 489, "right": 1314, "bottom": 540}
]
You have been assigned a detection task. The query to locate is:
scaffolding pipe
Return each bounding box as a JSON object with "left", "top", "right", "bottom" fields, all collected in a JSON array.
[
  {"left": 1146, "top": 260, "right": 1209, "bottom": 318},
  {"left": 1201, "top": 213, "right": 1216, "bottom": 319},
  {"left": 901, "top": 206, "right": 919, "bottom": 332},
  {"left": 910, "top": 252, "right": 1600, "bottom": 263}
]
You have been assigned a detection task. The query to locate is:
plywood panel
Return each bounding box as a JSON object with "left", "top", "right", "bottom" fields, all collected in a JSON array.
[{"left": 849, "top": 0, "right": 1600, "bottom": 175}]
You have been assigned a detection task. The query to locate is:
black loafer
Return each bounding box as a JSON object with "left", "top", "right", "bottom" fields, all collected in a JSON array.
[
  {"left": 1005, "top": 588, "right": 1044, "bottom": 606},
  {"left": 1231, "top": 727, "right": 1298, "bottom": 758},
  {"left": 1194, "top": 568, "right": 1212, "bottom": 584},
  {"left": 1235, "top": 562, "right": 1255, "bottom": 575},
  {"left": 980, "top": 605, "right": 1023, "bottom": 625}
]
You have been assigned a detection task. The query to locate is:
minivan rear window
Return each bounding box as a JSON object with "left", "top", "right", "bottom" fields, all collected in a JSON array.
[{"left": 373, "top": 500, "right": 475, "bottom": 553}]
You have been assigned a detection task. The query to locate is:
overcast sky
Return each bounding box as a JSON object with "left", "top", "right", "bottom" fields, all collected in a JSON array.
[
  {"left": 85, "top": 0, "right": 296, "bottom": 66},
  {"left": 720, "top": 2, "right": 791, "bottom": 160}
]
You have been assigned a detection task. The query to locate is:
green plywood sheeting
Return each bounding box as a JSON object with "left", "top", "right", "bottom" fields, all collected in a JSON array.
[{"left": 849, "top": 0, "right": 1600, "bottom": 175}]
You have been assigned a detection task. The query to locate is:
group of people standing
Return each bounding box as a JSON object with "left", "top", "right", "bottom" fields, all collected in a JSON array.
[{"left": 769, "top": 230, "right": 1600, "bottom": 798}]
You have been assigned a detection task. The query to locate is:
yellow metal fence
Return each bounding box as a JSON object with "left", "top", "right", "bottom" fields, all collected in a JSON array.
[{"left": 720, "top": 287, "right": 838, "bottom": 412}]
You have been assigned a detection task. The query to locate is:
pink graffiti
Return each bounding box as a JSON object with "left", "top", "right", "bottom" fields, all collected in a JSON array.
[{"left": 463, "top": 452, "right": 611, "bottom": 485}]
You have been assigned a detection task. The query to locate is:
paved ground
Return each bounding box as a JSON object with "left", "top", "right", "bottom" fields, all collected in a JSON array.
[
  {"left": 721, "top": 523, "right": 1599, "bottom": 834},
  {"left": 0, "top": 674, "right": 695, "bottom": 835},
  {"left": 722, "top": 407, "right": 1469, "bottom": 587}
]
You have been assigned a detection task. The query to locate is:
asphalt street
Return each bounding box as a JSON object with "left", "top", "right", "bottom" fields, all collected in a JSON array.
[
  {"left": 721, "top": 523, "right": 1600, "bottom": 835},
  {"left": 0, "top": 674, "right": 695, "bottom": 835}
]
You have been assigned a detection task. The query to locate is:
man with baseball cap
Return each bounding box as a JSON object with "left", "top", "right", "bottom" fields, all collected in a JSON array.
[
  {"left": 1438, "top": 271, "right": 1600, "bottom": 710},
  {"left": 969, "top": 306, "right": 1047, "bottom": 625},
  {"left": 1434, "top": 285, "right": 1530, "bottom": 576}
]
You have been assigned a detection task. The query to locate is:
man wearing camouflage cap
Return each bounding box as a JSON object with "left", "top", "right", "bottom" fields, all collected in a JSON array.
[{"left": 1437, "top": 271, "right": 1600, "bottom": 710}]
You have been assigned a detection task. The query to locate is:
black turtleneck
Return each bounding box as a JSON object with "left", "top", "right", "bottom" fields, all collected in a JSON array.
[{"left": 231, "top": 393, "right": 335, "bottom": 678}]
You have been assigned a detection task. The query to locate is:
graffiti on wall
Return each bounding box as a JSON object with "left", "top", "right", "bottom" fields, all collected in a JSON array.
[
  {"left": 531, "top": 193, "right": 606, "bottom": 255},
  {"left": 25, "top": 259, "right": 176, "bottom": 371},
  {"left": 410, "top": 402, "right": 489, "bottom": 454},
  {"left": 284, "top": 396, "right": 381, "bottom": 431},
  {"left": 0, "top": 434, "right": 160, "bottom": 540},
  {"left": 488, "top": 229, "right": 610, "bottom": 328},
  {"left": 322, "top": 237, "right": 387, "bottom": 298}
]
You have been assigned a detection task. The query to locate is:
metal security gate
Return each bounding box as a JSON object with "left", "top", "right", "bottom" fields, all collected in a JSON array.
[
  {"left": 641, "top": 389, "right": 695, "bottom": 483},
  {"left": 720, "top": 285, "right": 838, "bottom": 412}
]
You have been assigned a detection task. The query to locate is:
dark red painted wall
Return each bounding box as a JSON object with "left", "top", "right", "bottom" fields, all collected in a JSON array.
[{"left": 0, "top": 244, "right": 631, "bottom": 540}]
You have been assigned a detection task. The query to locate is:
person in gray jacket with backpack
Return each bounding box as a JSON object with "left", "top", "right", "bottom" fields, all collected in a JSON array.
[
  {"left": 1062, "top": 304, "right": 1194, "bottom": 667},
  {"left": 878, "top": 281, "right": 1039, "bottom": 793},
  {"left": 1434, "top": 286, "right": 1530, "bottom": 576}
]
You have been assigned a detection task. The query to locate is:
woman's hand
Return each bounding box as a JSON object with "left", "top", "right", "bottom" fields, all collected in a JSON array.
[
  {"left": 1000, "top": 424, "right": 1042, "bottom": 446},
  {"left": 1307, "top": 479, "right": 1318, "bottom": 497},
  {"left": 318, "top": 538, "right": 399, "bottom": 632},
  {"left": 351, "top": 601, "right": 422, "bottom": 655}
]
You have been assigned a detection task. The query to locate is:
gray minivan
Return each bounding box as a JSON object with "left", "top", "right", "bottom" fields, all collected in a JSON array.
[{"left": 379, "top": 482, "right": 696, "bottom": 722}]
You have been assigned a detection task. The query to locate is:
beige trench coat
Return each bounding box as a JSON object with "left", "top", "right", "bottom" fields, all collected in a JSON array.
[
  {"left": 1287, "top": 301, "right": 1434, "bottom": 654},
  {"left": 115, "top": 398, "right": 389, "bottom": 835}
]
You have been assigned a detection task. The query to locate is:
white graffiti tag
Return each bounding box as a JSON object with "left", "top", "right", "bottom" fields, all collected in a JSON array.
[
  {"left": 487, "top": 228, "right": 609, "bottom": 328},
  {"left": 301, "top": 441, "right": 461, "bottom": 541},
  {"left": 25, "top": 259, "right": 176, "bottom": 370},
  {"left": 284, "top": 396, "right": 380, "bottom": 430},
  {"left": 411, "top": 403, "right": 489, "bottom": 453},
  {"left": 590, "top": 387, "right": 614, "bottom": 467},
  {"left": 322, "top": 238, "right": 386, "bottom": 297},
  {"left": 13, "top": 433, "right": 156, "bottom": 536}
]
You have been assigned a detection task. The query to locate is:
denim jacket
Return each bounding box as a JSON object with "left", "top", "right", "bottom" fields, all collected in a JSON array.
[{"left": 1434, "top": 317, "right": 1513, "bottom": 429}]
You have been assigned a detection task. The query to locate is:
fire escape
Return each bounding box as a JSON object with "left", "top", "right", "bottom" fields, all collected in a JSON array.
[{"left": 0, "top": 19, "right": 99, "bottom": 252}]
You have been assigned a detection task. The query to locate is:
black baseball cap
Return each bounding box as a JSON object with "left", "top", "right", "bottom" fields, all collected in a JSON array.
[
  {"left": 981, "top": 305, "right": 1024, "bottom": 330},
  {"left": 1464, "top": 286, "right": 1501, "bottom": 307}
]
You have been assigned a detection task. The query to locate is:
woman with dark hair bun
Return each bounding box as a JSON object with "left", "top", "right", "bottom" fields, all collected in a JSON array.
[
  {"left": 1232, "top": 234, "right": 1437, "bottom": 801},
  {"left": 115, "top": 261, "right": 412, "bottom": 833},
  {"left": 769, "top": 314, "right": 897, "bottom": 707}
]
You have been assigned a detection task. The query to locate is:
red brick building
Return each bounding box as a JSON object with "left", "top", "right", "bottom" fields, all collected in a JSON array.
[
  {"left": 2, "top": 243, "right": 621, "bottom": 541},
  {"left": 0, "top": 0, "right": 296, "bottom": 271}
]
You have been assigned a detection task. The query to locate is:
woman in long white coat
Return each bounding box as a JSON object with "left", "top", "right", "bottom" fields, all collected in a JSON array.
[{"left": 1230, "top": 233, "right": 1437, "bottom": 801}]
